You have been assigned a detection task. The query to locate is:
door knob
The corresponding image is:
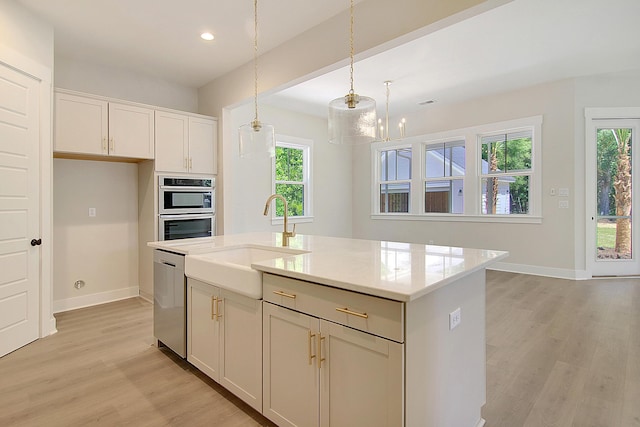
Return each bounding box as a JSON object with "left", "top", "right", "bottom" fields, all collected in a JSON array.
[{"left": 30, "top": 238, "right": 42, "bottom": 246}]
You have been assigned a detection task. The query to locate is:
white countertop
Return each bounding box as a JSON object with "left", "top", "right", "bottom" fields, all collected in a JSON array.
[{"left": 149, "top": 233, "right": 508, "bottom": 302}]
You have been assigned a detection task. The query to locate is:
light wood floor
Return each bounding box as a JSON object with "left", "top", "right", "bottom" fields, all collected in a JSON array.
[{"left": 0, "top": 271, "right": 638, "bottom": 426}]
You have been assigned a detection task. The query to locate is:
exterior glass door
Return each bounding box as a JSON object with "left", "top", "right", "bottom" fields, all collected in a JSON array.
[{"left": 590, "top": 118, "right": 640, "bottom": 276}]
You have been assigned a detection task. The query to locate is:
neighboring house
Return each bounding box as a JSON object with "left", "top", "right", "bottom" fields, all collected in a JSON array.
[{"left": 381, "top": 147, "right": 513, "bottom": 214}]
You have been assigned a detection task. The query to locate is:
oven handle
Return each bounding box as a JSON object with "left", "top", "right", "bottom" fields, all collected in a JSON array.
[
  {"left": 159, "top": 214, "right": 214, "bottom": 220},
  {"left": 159, "top": 185, "right": 214, "bottom": 191}
]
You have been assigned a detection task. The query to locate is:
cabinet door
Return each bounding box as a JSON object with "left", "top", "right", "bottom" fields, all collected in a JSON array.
[
  {"left": 155, "top": 111, "right": 188, "bottom": 173},
  {"left": 187, "top": 279, "right": 221, "bottom": 381},
  {"left": 319, "top": 319, "right": 404, "bottom": 427},
  {"left": 54, "top": 92, "right": 108, "bottom": 155},
  {"left": 219, "top": 289, "right": 263, "bottom": 412},
  {"left": 108, "top": 102, "right": 155, "bottom": 159},
  {"left": 189, "top": 117, "right": 217, "bottom": 175},
  {"left": 263, "top": 302, "right": 320, "bottom": 427}
]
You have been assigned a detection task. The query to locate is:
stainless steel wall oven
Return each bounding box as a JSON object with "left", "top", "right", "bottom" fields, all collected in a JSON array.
[{"left": 158, "top": 176, "right": 215, "bottom": 240}]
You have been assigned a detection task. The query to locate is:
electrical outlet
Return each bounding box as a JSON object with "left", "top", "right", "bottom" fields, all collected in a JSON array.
[
  {"left": 449, "top": 307, "right": 461, "bottom": 330},
  {"left": 88, "top": 207, "right": 96, "bottom": 217}
]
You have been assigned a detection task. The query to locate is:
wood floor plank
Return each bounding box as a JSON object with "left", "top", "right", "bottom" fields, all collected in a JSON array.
[{"left": 1, "top": 271, "right": 638, "bottom": 427}]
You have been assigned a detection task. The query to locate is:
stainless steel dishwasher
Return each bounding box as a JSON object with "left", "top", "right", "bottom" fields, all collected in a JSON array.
[{"left": 153, "top": 249, "right": 186, "bottom": 358}]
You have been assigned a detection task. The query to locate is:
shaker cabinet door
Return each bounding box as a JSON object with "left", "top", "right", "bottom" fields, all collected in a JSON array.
[
  {"left": 155, "top": 111, "right": 188, "bottom": 173},
  {"left": 319, "top": 319, "right": 404, "bottom": 427},
  {"left": 263, "top": 302, "right": 320, "bottom": 427},
  {"left": 108, "top": 102, "right": 155, "bottom": 159},
  {"left": 187, "top": 279, "right": 221, "bottom": 381},
  {"left": 54, "top": 93, "right": 108, "bottom": 155},
  {"left": 188, "top": 117, "right": 217, "bottom": 175}
]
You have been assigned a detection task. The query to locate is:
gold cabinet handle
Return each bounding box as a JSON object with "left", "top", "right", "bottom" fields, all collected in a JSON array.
[
  {"left": 216, "top": 297, "right": 223, "bottom": 320},
  {"left": 189, "top": 157, "right": 193, "bottom": 170},
  {"left": 308, "top": 330, "right": 316, "bottom": 365},
  {"left": 317, "top": 333, "right": 325, "bottom": 367},
  {"left": 184, "top": 158, "right": 188, "bottom": 169},
  {"left": 102, "top": 137, "right": 107, "bottom": 151},
  {"left": 273, "top": 290, "right": 296, "bottom": 299},
  {"left": 109, "top": 137, "right": 114, "bottom": 152},
  {"left": 211, "top": 296, "right": 217, "bottom": 320},
  {"left": 335, "top": 307, "right": 368, "bottom": 319}
]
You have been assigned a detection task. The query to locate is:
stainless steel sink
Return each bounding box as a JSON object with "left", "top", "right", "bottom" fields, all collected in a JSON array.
[{"left": 184, "top": 245, "right": 308, "bottom": 298}]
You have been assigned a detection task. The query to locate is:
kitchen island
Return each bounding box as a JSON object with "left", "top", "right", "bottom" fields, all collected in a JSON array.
[{"left": 149, "top": 233, "right": 507, "bottom": 427}]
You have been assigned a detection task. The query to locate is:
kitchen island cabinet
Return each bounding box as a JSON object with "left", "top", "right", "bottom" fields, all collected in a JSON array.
[
  {"left": 263, "top": 301, "right": 403, "bottom": 427},
  {"left": 187, "top": 278, "right": 262, "bottom": 412},
  {"left": 150, "top": 232, "right": 507, "bottom": 427}
]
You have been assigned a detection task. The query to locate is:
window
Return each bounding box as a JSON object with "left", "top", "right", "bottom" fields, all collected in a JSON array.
[
  {"left": 379, "top": 148, "right": 412, "bottom": 213},
  {"left": 272, "top": 136, "right": 312, "bottom": 222},
  {"left": 371, "top": 116, "right": 542, "bottom": 222},
  {"left": 480, "top": 130, "right": 532, "bottom": 215},
  {"left": 424, "top": 141, "right": 465, "bottom": 214}
]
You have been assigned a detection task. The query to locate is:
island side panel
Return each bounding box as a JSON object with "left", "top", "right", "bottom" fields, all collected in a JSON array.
[{"left": 405, "top": 269, "right": 486, "bottom": 427}]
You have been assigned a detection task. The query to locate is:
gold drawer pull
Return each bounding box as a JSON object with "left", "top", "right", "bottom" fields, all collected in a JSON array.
[
  {"left": 211, "top": 296, "right": 217, "bottom": 320},
  {"left": 336, "top": 307, "right": 368, "bottom": 319},
  {"left": 273, "top": 290, "right": 296, "bottom": 299}
]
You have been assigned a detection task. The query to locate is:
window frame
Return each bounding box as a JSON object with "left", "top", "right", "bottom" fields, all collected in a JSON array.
[
  {"left": 271, "top": 135, "right": 313, "bottom": 225},
  {"left": 378, "top": 145, "right": 413, "bottom": 214},
  {"left": 423, "top": 139, "right": 466, "bottom": 215},
  {"left": 371, "top": 116, "right": 542, "bottom": 223}
]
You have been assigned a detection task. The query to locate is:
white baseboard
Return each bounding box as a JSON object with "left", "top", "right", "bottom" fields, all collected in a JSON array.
[
  {"left": 489, "top": 262, "right": 588, "bottom": 280},
  {"left": 41, "top": 316, "right": 58, "bottom": 337},
  {"left": 53, "top": 286, "right": 140, "bottom": 313},
  {"left": 139, "top": 289, "right": 153, "bottom": 303}
]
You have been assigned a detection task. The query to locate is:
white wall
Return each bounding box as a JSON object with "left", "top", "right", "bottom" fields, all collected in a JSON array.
[
  {"left": 52, "top": 57, "right": 199, "bottom": 309},
  {"left": 0, "top": 0, "right": 54, "bottom": 69},
  {"left": 573, "top": 70, "right": 640, "bottom": 273},
  {"left": 199, "top": 0, "right": 506, "bottom": 233},
  {"left": 351, "top": 71, "right": 640, "bottom": 278},
  {"left": 55, "top": 56, "right": 198, "bottom": 113},
  {"left": 53, "top": 159, "right": 139, "bottom": 311},
  {"left": 352, "top": 79, "right": 578, "bottom": 277},
  {"left": 224, "top": 103, "right": 352, "bottom": 237}
]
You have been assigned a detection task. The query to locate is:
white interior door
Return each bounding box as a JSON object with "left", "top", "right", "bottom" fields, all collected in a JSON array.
[
  {"left": 586, "top": 115, "right": 640, "bottom": 276},
  {"left": 0, "top": 63, "right": 41, "bottom": 357}
]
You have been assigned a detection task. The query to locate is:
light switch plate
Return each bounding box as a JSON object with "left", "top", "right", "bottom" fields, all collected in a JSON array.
[{"left": 450, "top": 307, "right": 461, "bottom": 330}]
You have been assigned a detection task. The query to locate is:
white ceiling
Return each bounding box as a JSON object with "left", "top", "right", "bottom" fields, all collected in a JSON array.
[
  {"left": 17, "top": 0, "right": 359, "bottom": 87},
  {"left": 17, "top": 0, "right": 640, "bottom": 118},
  {"left": 266, "top": 0, "right": 640, "bottom": 117}
]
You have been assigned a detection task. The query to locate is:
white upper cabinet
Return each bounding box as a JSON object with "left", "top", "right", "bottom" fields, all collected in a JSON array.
[
  {"left": 54, "top": 91, "right": 154, "bottom": 160},
  {"left": 54, "top": 93, "right": 108, "bottom": 156},
  {"left": 155, "top": 111, "right": 217, "bottom": 175},
  {"left": 108, "top": 102, "right": 155, "bottom": 159}
]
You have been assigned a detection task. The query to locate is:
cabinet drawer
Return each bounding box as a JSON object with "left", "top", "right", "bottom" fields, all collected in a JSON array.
[{"left": 264, "top": 274, "right": 404, "bottom": 343}]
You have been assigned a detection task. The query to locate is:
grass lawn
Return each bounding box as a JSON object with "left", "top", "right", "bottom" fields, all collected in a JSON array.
[{"left": 597, "top": 223, "right": 616, "bottom": 248}]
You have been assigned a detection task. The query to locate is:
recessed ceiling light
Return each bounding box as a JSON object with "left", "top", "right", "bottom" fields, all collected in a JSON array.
[{"left": 200, "top": 32, "right": 214, "bottom": 41}]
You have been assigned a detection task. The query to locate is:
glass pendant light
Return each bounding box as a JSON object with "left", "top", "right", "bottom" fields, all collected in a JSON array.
[
  {"left": 239, "top": 0, "right": 275, "bottom": 158},
  {"left": 328, "top": 0, "right": 377, "bottom": 145}
]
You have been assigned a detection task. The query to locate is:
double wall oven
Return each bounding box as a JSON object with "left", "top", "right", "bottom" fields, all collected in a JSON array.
[{"left": 158, "top": 175, "right": 215, "bottom": 241}]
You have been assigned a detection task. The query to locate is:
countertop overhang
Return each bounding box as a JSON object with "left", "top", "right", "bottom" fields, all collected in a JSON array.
[{"left": 149, "top": 233, "right": 508, "bottom": 302}]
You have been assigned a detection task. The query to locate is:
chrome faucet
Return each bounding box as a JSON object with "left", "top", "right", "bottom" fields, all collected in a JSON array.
[{"left": 263, "top": 194, "right": 296, "bottom": 246}]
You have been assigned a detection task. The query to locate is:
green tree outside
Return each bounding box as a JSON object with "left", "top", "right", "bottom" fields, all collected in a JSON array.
[{"left": 274, "top": 146, "right": 305, "bottom": 216}]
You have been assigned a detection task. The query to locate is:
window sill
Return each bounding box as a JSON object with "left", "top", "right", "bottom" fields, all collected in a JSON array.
[
  {"left": 370, "top": 213, "right": 542, "bottom": 224},
  {"left": 271, "top": 216, "right": 314, "bottom": 226}
]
